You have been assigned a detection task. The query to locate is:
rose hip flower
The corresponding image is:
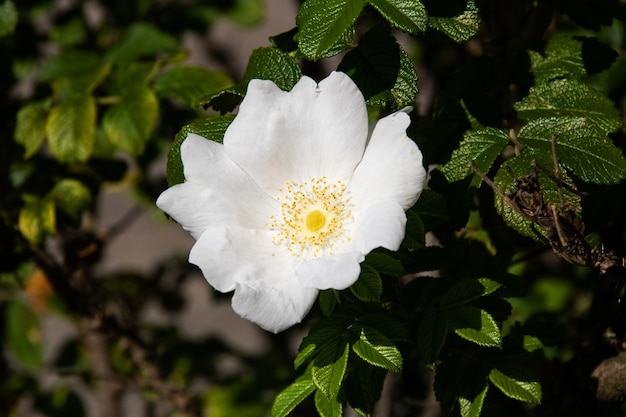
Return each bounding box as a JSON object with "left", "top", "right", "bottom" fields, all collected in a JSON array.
[{"left": 157, "top": 71, "right": 426, "bottom": 333}]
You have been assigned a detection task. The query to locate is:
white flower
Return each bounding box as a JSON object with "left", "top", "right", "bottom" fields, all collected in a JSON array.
[{"left": 156, "top": 71, "right": 427, "bottom": 333}]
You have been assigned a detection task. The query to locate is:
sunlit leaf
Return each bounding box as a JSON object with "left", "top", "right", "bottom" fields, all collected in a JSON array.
[
  {"left": 48, "top": 179, "right": 91, "bottom": 219},
  {"left": 154, "top": 66, "right": 233, "bottom": 107},
  {"left": 14, "top": 100, "right": 49, "bottom": 158},
  {"left": 296, "top": 0, "right": 366, "bottom": 60},
  {"left": 428, "top": 0, "right": 480, "bottom": 42},
  {"left": 102, "top": 86, "right": 158, "bottom": 155},
  {"left": 271, "top": 377, "right": 316, "bottom": 417},
  {"left": 19, "top": 196, "right": 56, "bottom": 244},
  {"left": 0, "top": 0, "right": 18, "bottom": 37},
  {"left": 489, "top": 367, "right": 542, "bottom": 403},
  {"left": 368, "top": 0, "right": 428, "bottom": 34},
  {"left": 459, "top": 384, "right": 488, "bottom": 417},
  {"left": 312, "top": 338, "right": 350, "bottom": 399},
  {"left": 46, "top": 95, "right": 96, "bottom": 163},
  {"left": 315, "top": 389, "right": 343, "bottom": 417},
  {"left": 167, "top": 115, "right": 235, "bottom": 186},
  {"left": 448, "top": 306, "right": 502, "bottom": 347},
  {"left": 442, "top": 127, "right": 510, "bottom": 184},
  {"left": 352, "top": 326, "right": 403, "bottom": 372}
]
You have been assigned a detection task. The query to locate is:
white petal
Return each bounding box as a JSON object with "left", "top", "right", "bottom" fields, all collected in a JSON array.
[
  {"left": 156, "top": 182, "right": 232, "bottom": 239},
  {"left": 156, "top": 134, "right": 278, "bottom": 236},
  {"left": 349, "top": 111, "right": 427, "bottom": 210},
  {"left": 224, "top": 72, "right": 369, "bottom": 193},
  {"left": 232, "top": 280, "right": 318, "bottom": 333},
  {"left": 189, "top": 226, "right": 293, "bottom": 293},
  {"left": 352, "top": 200, "right": 407, "bottom": 254},
  {"left": 296, "top": 251, "right": 364, "bottom": 290}
]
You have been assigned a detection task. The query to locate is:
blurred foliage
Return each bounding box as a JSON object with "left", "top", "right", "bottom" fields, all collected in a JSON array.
[{"left": 3, "top": 0, "right": 626, "bottom": 417}]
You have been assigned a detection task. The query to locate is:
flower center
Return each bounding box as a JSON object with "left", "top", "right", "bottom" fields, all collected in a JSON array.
[
  {"left": 305, "top": 210, "right": 326, "bottom": 231},
  {"left": 270, "top": 177, "right": 352, "bottom": 258}
]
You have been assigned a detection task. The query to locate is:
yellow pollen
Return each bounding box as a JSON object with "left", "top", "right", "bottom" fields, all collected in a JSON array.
[
  {"left": 306, "top": 210, "right": 326, "bottom": 231},
  {"left": 269, "top": 177, "right": 352, "bottom": 258}
]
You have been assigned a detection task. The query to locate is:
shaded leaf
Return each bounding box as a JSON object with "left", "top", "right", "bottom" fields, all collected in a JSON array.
[
  {"left": 296, "top": 0, "right": 366, "bottom": 60},
  {"left": 368, "top": 0, "right": 428, "bottom": 34},
  {"left": 6, "top": 300, "right": 44, "bottom": 369},
  {"left": 363, "top": 252, "right": 404, "bottom": 277},
  {"left": 46, "top": 95, "right": 96, "bottom": 163},
  {"left": 351, "top": 264, "right": 383, "bottom": 303},
  {"left": 403, "top": 210, "right": 425, "bottom": 249},
  {"left": 529, "top": 36, "right": 586, "bottom": 84},
  {"left": 410, "top": 189, "right": 449, "bottom": 231},
  {"left": 352, "top": 326, "right": 403, "bottom": 372},
  {"left": 439, "top": 278, "right": 502, "bottom": 307},
  {"left": 416, "top": 307, "right": 448, "bottom": 364},
  {"left": 319, "top": 290, "right": 338, "bottom": 317}
]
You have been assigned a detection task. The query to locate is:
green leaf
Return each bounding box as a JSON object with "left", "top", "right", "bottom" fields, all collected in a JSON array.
[
  {"left": 489, "top": 367, "right": 542, "bottom": 403},
  {"left": 352, "top": 326, "right": 403, "bottom": 372},
  {"left": 6, "top": 300, "right": 44, "bottom": 369},
  {"left": 515, "top": 79, "right": 622, "bottom": 134},
  {"left": 523, "top": 335, "right": 543, "bottom": 352},
  {"left": 312, "top": 338, "right": 350, "bottom": 399},
  {"left": 345, "top": 366, "right": 386, "bottom": 416},
  {"left": 339, "top": 28, "right": 418, "bottom": 110},
  {"left": 350, "top": 264, "right": 383, "bottom": 302},
  {"left": 448, "top": 306, "right": 502, "bottom": 347},
  {"left": 153, "top": 66, "right": 233, "bottom": 107},
  {"left": 0, "top": 0, "right": 17, "bottom": 37},
  {"left": 227, "top": 0, "right": 264, "bottom": 26},
  {"left": 416, "top": 307, "right": 448, "bottom": 364},
  {"left": 459, "top": 384, "right": 488, "bottom": 417},
  {"left": 439, "top": 278, "right": 502, "bottom": 307},
  {"left": 367, "top": 47, "right": 418, "bottom": 110},
  {"left": 55, "top": 63, "right": 111, "bottom": 95},
  {"left": 241, "top": 47, "right": 303, "bottom": 92},
  {"left": 48, "top": 179, "right": 91, "bottom": 219},
  {"left": 529, "top": 36, "right": 586, "bottom": 84},
  {"left": 46, "top": 95, "right": 96, "bottom": 163},
  {"left": 315, "top": 389, "right": 343, "bottom": 417},
  {"left": 198, "top": 47, "right": 302, "bottom": 113},
  {"left": 441, "top": 127, "right": 510, "bottom": 183},
  {"left": 403, "top": 210, "right": 425, "bottom": 249},
  {"left": 319, "top": 290, "right": 338, "bottom": 317},
  {"left": 102, "top": 86, "right": 158, "bottom": 155},
  {"left": 14, "top": 100, "right": 49, "bottom": 158},
  {"left": 40, "top": 50, "right": 102, "bottom": 82},
  {"left": 271, "top": 378, "right": 316, "bottom": 417},
  {"left": 167, "top": 115, "right": 235, "bottom": 186},
  {"left": 517, "top": 117, "right": 626, "bottom": 184},
  {"left": 19, "top": 196, "right": 56, "bottom": 244},
  {"left": 106, "top": 23, "right": 178, "bottom": 66},
  {"left": 368, "top": 0, "right": 428, "bottom": 34},
  {"left": 428, "top": 0, "right": 480, "bottom": 42},
  {"left": 363, "top": 252, "right": 404, "bottom": 277},
  {"left": 410, "top": 189, "right": 449, "bottom": 231},
  {"left": 296, "top": 0, "right": 366, "bottom": 60}
]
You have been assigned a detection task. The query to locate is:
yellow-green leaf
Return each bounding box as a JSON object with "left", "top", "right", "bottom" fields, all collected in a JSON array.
[
  {"left": 19, "top": 196, "right": 56, "bottom": 244},
  {"left": 46, "top": 95, "right": 96, "bottom": 163},
  {"left": 15, "top": 100, "right": 49, "bottom": 158}
]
